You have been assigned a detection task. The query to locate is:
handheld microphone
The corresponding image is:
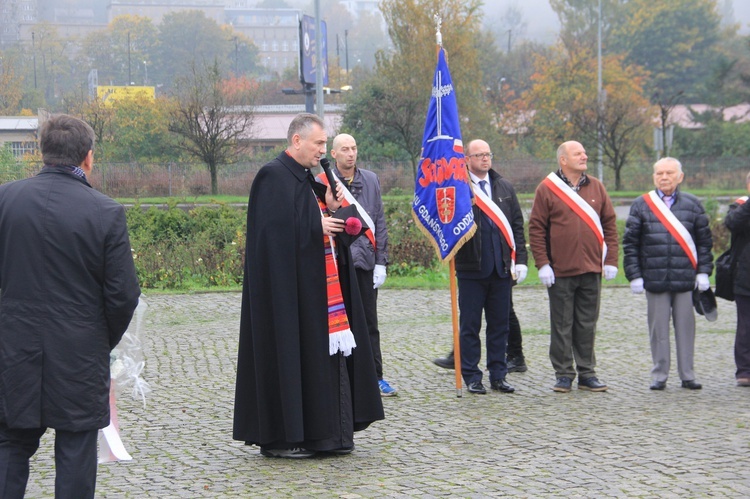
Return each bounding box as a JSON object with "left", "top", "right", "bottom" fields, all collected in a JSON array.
[{"left": 320, "top": 157, "right": 338, "bottom": 193}]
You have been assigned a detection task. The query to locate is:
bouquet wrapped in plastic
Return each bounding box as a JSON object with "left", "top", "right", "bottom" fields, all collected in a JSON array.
[{"left": 99, "top": 295, "right": 151, "bottom": 463}]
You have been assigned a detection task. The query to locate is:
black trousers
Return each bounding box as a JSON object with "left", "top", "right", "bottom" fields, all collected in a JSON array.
[
  {"left": 458, "top": 273, "right": 512, "bottom": 383},
  {"left": 0, "top": 423, "right": 98, "bottom": 499},
  {"left": 444, "top": 292, "right": 524, "bottom": 360},
  {"left": 735, "top": 294, "right": 750, "bottom": 379},
  {"left": 355, "top": 268, "right": 383, "bottom": 379},
  {"left": 506, "top": 294, "right": 524, "bottom": 359}
]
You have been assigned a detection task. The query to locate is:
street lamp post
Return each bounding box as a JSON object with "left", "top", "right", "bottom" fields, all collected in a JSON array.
[
  {"left": 314, "top": 0, "right": 323, "bottom": 118},
  {"left": 345, "top": 29, "right": 349, "bottom": 84},
  {"left": 596, "top": 0, "right": 604, "bottom": 182},
  {"left": 128, "top": 31, "right": 132, "bottom": 85},
  {"left": 234, "top": 36, "right": 239, "bottom": 75},
  {"left": 507, "top": 29, "right": 511, "bottom": 53},
  {"left": 143, "top": 60, "right": 148, "bottom": 85},
  {"left": 32, "top": 31, "right": 37, "bottom": 89}
]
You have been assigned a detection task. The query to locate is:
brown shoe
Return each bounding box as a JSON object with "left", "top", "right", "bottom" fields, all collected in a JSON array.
[{"left": 737, "top": 378, "right": 750, "bottom": 387}]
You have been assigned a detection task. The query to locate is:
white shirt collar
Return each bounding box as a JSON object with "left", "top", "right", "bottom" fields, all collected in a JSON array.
[{"left": 469, "top": 171, "right": 489, "bottom": 185}]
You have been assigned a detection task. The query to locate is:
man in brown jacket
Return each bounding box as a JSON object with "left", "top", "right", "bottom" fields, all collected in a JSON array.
[{"left": 528, "top": 141, "right": 619, "bottom": 393}]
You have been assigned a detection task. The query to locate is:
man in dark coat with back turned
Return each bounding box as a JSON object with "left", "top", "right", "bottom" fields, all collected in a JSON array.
[
  {"left": 0, "top": 114, "right": 141, "bottom": 498},
  {"left": 233, "top": 113, "right": 383, "bottom": 459}
]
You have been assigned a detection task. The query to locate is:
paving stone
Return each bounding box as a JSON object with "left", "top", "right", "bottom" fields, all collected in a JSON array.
[{"left": 22, "top": 287, "right": 750, "bottom": 497}]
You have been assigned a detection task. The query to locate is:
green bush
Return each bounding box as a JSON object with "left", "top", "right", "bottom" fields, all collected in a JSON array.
[
  {"left": 383, "top": 197, "right": 438, "bottom": 276},
  {"left": 126, "top": 203, "right": 246, "bottom": 290}
]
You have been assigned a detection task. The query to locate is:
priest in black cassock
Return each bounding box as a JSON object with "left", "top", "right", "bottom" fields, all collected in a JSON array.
[{"left": 233, "top": 113, "right": 384, "bottom": 458}]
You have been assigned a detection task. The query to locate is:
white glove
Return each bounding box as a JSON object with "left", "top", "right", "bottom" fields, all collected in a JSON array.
[
  {"left": 373, "top": 264, "right": 387, "bottom": 289},
  {"left": 696, "top": 273, "right": 710, "bottom": 292},
  {"left": 630, "top": 277, "right": 644, "bottom": 294},
  {"left": 538, "top": 264, "right": 555, "bottom": 288},
  {"left": 604, "top": 265, "right": 618, "bottom": 281},
  {"left": 515, "top": 264, "right": 528, "bottom": 284}
]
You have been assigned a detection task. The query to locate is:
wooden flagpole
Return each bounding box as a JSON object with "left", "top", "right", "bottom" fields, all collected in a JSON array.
[
  {"left": 435, "top": 13, "right": 462, "bottom": 397},
  {"left": 449, "top": 259, "right": 463, "bottom": 397}
]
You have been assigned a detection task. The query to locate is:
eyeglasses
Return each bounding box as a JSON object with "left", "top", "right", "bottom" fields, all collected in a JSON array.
[{"left": 468, "top": 153, "right": 493, "bottom": 160}]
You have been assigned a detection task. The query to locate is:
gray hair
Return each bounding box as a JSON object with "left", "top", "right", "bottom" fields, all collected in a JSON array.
[
  {"left": 287, "top": 113, "right": 325, "bottom": 145},
  {"left": 653, "top": 157, "right": 683, "bottom": 173}
]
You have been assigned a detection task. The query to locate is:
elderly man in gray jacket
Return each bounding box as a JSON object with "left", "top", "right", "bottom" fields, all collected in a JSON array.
[
  {"left": 623, "top": 157, "right": 713, "bottom": 391},
  {"left": 329, "top": 133, "right": 395, "bottom": 396}
]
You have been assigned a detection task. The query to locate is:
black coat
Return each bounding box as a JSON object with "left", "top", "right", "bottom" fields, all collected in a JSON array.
[
  {"left": 0, "top": 167, "right": 140, "bottom": 431},
  {"left": 455, "top": 169, "right": 527, "bottom": 274},
  {"left": 623, "top": 189, "right": 713, "bottom": 293},
  {"left": 233, "top": 153, "right": 383, "bottom": 447},
  {"left": 724, "top": 199, "right": 750, "bottom": 297}
]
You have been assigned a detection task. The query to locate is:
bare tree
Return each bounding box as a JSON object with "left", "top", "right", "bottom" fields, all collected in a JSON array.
[{"left": 168, "top": 60, "right": 256, "bottom": 195}]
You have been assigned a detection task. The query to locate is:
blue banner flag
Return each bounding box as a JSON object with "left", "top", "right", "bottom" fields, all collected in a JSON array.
[{"left": 412, "top": 48, "right": 476, "bottom": 262}]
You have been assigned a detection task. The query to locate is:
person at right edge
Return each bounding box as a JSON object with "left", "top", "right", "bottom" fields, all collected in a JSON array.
[
  {"left": 623, "top": 157, "right": 713, "bottom": 391},
  {"left": 528, "top": 140, "right": 619, "bottom": 393},
  {"left": 724, "top": 172, "right": 750, "bottom": 387}
]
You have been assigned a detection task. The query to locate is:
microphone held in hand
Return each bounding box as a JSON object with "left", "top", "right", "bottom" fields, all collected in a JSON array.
[{"left": 320, "top": 157, "right": 338, "bottom": 191}]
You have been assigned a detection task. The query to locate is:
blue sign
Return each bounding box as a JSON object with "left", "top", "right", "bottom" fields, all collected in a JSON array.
[{"left": 300, "top": 15, "right": 329, "bottom": 86}]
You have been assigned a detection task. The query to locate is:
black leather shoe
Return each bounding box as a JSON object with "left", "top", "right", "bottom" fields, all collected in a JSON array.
[
  {"left": 432, "top": 352, "right": 455, "bottom": 369},
  {"left": 681, "top": 380, "right": 702, "bottom": 390},
  {"left": 553, "top": 376, "right": 573, "bottom": 393},
  {"left": 466, "top": 381, "right": 486, "bottom": 394},
  {"left": 578, "top": 376, "right": 608, "bottom": 392},
  {"left": 506, "top": 356, "right": 528, "bottom": 373},
  {"left": 650, "top": 381, "right": 666, "bottom": 390},
  {"left": 490, "top": 378, "right": 515, "bottom": 393}
]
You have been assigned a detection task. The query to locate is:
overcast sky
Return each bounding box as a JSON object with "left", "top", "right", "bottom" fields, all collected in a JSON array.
[
  {"left": 482, "top": 0, "right": 750, "bottom": 44},
  {"left": 283, "top": 0, "right": 750, "bottom": 41}
]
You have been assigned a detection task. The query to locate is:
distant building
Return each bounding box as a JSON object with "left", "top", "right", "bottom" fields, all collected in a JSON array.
[
  {"left": 665, "top": 103, "right": 750, "bottom": 129},
  {"left": 339, "top": 0, "right": 380, "bottom": 19},
  {"left": 107, "top": 0, "right": 225, "bottom": 25},
  {"left": 0, "top": 116, "right": 38, "bottom": 158},
  {"left": 226, "top": 8, "right": 300, "bottom": 75},
  {"left": 0, "top": 0, "right": 37, "bottom": 47},
  {"left": 241, "top": 104, "right": 343, "bottom": 151},
  {"left": 3, "top": 2, "right": 349, "bottom": 75}
]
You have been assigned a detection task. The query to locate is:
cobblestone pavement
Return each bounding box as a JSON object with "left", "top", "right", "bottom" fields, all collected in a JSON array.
[{"left": 25, "top": 287, "right": 750, "bottom": 498}]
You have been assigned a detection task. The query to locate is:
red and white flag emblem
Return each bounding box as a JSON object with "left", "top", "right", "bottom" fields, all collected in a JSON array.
[{"left": 436, "top": 186, "right": 456, "bottom": 224}]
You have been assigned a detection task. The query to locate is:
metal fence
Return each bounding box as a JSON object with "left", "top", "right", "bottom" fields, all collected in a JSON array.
[{"left": 2, "top": 157, "right": 749, "bottom": 197}]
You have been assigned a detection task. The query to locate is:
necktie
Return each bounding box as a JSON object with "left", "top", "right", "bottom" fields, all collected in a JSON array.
[
  {"left": 663, "top": 194, "right": 673, "bottom": 208},
  {"left": 479, "top": 180, "right": 489, "bottom": 197},
  {"left": 479, "top": 180, "right": 494, "bottom": 227}
]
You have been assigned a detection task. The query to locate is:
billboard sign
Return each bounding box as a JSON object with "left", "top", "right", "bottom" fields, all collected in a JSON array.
[
  {"left": 300, "top": 14, "right": 329, "bottom": 86},
  {"left": 96, "top": 85, "right": 156, "bottom": 105}
]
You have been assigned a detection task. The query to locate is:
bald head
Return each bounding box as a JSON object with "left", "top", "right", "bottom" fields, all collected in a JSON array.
[
  {"left": 330, "top": 133, "right": 358, "bottom": 175},
  {"left": 466, "top": 139, "right": 493, "bottom": 177},
  {"left": 556, "top": 141, "right": 587, "bottom": 179}
]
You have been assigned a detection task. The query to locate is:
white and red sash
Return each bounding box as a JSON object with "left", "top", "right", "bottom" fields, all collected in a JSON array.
[
  {"left": 316, "top": 172, "right": 376, "bottom": 249},
  {"left": 643, "top": 190, "right": 698, "bottom": 270},
  {"left": 736, "top": 196, "right": 748, "bottom": 205},
  {"left": 472, "top": 180, "right": 516, "bottom": 275},
  {"left": 542, "top": 172, "right": 607, "bottom": 265}
]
